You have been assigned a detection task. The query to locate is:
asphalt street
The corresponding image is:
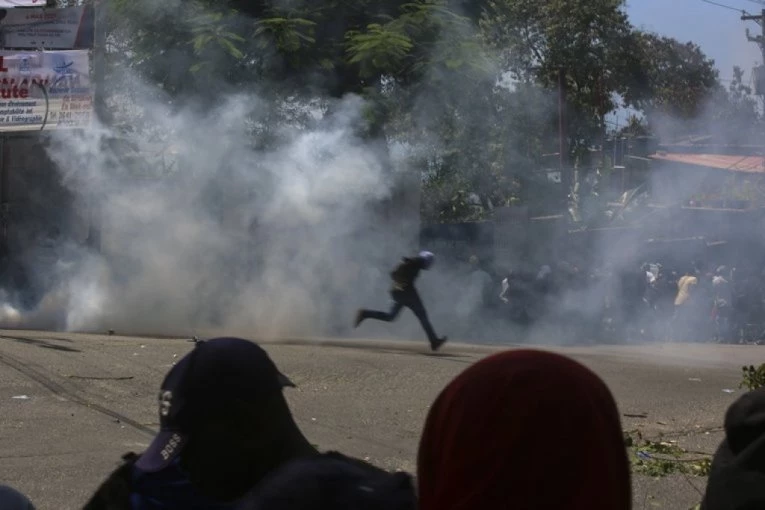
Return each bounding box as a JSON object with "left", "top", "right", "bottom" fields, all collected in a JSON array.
[{"left": 0, "top": 330, "right": 761, "bottom": 509}]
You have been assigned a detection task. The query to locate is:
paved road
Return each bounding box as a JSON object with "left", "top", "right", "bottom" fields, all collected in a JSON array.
[{"left": 0, "top": 330, "right": 760, "bottom": 509}]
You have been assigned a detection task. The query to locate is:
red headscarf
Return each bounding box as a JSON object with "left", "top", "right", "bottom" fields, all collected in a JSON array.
[{"left": 417, "top": 349, "right": 631, "bottom": 510}]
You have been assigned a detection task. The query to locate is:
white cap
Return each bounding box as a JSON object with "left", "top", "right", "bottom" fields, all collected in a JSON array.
[{"left": 419, "top": 251, "right": 435, "bottom": 269}]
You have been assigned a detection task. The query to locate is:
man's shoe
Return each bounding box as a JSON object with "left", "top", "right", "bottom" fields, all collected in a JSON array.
[
  {"left": 430, "top": 336, "right": 447, "bottom": 352},
  {"left": 354, "top": 310, "right": 365, "bottom": 328}
]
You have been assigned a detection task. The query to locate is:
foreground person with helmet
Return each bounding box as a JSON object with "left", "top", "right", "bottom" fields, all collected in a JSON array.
[
  {"left": 83, "top": 337, "right": 416, "bottom": 510},
  {"left": 354, "top": 251, "right": 447, "bottom": 351}
]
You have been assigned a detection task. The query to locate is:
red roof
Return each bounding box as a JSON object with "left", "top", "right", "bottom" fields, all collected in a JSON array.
[{"left": 649, "top": 153, "right": 765, "bottom": 173}]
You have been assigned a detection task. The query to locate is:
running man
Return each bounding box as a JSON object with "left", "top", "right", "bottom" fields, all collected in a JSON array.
[{"left": 355, "top": 251, "right": 447, "bottom": 351}]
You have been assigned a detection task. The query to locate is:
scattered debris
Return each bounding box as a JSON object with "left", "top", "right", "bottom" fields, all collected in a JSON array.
[
  {"left": 11, "top": 395, "right": 29, "bottom": 400},
  {"left": 657, "top": 421, "right": 668, "bottom": 426},
  {"left": 624, "top": 430, "right": 712, "bottom": 477},
  {"left": 107, "top": 330, "right": 115, "bottom": 336},
  {"left": 140, "top": 345, "right": 146, "bottom": 349},
  {"left": 722, "top": 389, "right": 736, "bottom": 394},
  {"left": 624, "top": 413, "right": 648, "bottom": 418}
]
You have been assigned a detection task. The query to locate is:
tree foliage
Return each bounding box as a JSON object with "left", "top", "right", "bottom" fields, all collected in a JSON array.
[
  {"left": 480, "top": 0, "right": 642, "bottom": 147},
  {"left": 106, "top": 0, "right": 486, "bottom": 101},
  {"left": 626, "top": 32, "right": 720, "bottom": 120},
  {"left": 711, "top": 66, "right": 763, "bottom": 144},
  {"left": 96, "top": 0, "right": 749, "bottom": 223},
  {"left": 741, "top": 364, "right": 765, "bottom": 391}
]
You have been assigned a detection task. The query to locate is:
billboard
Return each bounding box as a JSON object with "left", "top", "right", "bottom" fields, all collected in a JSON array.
[
  {"left": 0, "top": 1, "right": 48, "bottom": 6},
  {"left": 1, "top": 5, "right": 94, "bottom": 49},
  {"left": 0, "top": 49, "right": 92, "bottom": 132}
]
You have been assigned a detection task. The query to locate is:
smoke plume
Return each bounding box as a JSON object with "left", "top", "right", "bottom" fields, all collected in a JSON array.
[{"left": 0, "top": 75, "right": 425, "bottom": 338}]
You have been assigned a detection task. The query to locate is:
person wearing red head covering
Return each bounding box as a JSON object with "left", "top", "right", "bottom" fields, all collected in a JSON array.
[{"left": 417, "top": 349, "right": 631, "bottom": 510}]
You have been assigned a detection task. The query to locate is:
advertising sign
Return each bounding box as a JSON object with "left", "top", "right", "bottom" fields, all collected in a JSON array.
[
  {"left": 0, "top": 49, "right": 92, "bottom": 132},
  {"left": 1, "top": 6, "right": 94, "bottom": 49},
  {"left": 0, "top": 1, "right": 48, "bottom": 7}
]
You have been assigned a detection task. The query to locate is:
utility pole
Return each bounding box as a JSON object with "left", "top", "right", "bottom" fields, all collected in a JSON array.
[
  {"left": 743, "top": 9, "right": 765, "bottom": 106},
  {"left": 86, "top": 0, "right": 106, "bottom": 253},
  {"left": 0, "top": 8, "right": 8, "bottom": 261},
  {"left": 558, "top": 67, "right": 570, "bottom": 219},
  {"left": 743, "top": 9, "right": 765, "bottom": 64}
]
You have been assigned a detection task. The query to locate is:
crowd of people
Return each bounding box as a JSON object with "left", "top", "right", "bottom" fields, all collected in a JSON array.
[
  {"left": 1, "top": 335, "right": 760, "bottom": 509},
  {"left": 478, "top": 256, "right": 765, "bottom": 344},
  {"left": 0, "top": 249, "right": 763, "bottom": 509}
]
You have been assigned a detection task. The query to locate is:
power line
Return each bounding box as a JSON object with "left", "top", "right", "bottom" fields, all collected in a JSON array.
[{"left": 700, "top": 0, "right": 750, "bottom": 14}]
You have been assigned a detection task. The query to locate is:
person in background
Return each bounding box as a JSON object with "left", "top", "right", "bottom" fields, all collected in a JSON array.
[
  {"left": 468, "top": 256, "right": 494, "bottom": 310},
  {"left": 711, "top": 266, "right": 733, "bottom": 343},
  {"left": 83, "top": 337, "right": 317, "bottom": 510},
  {"left": 673, "top": 269, "right": 699, "bottom": 341},
  {"left": 417, "top": 349, "right": 631, "bottom": 510},
  {"left": 355, "top": 251, "right": 447, "bottom": 351},
  {"left": 455, "top": 255, "right": 493, "bottom": 321}
]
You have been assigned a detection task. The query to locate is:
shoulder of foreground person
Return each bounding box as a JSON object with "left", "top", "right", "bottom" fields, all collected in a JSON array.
[
  {"left": 237, "top": 451, "right": 416, "bottom": 510},
  {"left": 81, "top": 452, "right": 139, "bottom": 510},
  {"left": 702, "top": 389, "right": 765, "bottom": 510},
  {"left": 702, "top": 462, "right": 765, "bottom": 510}
]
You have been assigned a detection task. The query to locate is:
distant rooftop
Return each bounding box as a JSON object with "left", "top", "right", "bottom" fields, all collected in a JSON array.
[
  {"left": 656, "top": 135, "right": 765, "bottom": 156},
  {"left": 649, "top": 152, "right": 765, "bottom": 174}
]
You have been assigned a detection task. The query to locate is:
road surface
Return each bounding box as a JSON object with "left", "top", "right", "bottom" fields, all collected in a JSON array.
[{"left": 0, "top": 330, "right": 760, "bottom": 509}]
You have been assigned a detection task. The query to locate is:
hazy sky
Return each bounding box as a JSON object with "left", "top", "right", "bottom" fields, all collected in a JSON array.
[
  {"left": 604, "top": 0, "right": 763, "bottom": 124},
  {"left": 626, "top": 0, "right": 762, "bottom": 82}
]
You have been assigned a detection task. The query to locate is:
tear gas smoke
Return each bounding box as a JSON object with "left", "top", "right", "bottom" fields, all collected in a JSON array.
[
  {"left": 0, "top": 2, "right": 502, "bottom": 343},
  {"left": 0, "top": 2, "right": 758, "bottom": 347},
  {"left": 1, "top": 87, "right": 423, "bottom": 338}
]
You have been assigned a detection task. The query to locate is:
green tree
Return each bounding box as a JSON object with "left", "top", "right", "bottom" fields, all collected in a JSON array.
[
  {"left": 625, "top": 32, "right": 720, "bottom": 122},
  {"left": 479, "top": 0, "right": 641, "bottom": 155},
  {"left": 102, "top": 0, "right": 506, "bottom": 224},
  {"left": 418, "top": 77, "right": 560, "bottom": 223},
  {"left": 105, "top": 0, "right": 486, "bottom": 105},
  {"left": 95, "top": 0, "right": 734, "bottom": 224},
  {"left": 709, "top": 66, "right": 763, "bottom": 144}
]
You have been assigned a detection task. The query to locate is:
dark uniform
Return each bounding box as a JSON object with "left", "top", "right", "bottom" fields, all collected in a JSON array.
[{"left": 355, "top": 252, "right": 447, "bottom": 351}]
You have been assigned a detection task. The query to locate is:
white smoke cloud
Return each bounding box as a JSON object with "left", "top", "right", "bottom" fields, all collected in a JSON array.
[
  {"left": 0, "top": 68, "right": 420, "bottom": 339},
  {"left": 14, "top": 0, "right": 750, "bottom": 349}
]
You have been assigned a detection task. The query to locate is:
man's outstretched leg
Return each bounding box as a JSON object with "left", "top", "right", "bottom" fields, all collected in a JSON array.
[
  {"left": 398, "top": 288, "right": 447, "bottom": 351},
  {"left": 355, "top": 300, "right": 403, "bottom": 328}
]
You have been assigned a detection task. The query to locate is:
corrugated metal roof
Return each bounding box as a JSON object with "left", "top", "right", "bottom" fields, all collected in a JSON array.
[{"left": 649, "top": 153, "right": 765, "bottom": 173}]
